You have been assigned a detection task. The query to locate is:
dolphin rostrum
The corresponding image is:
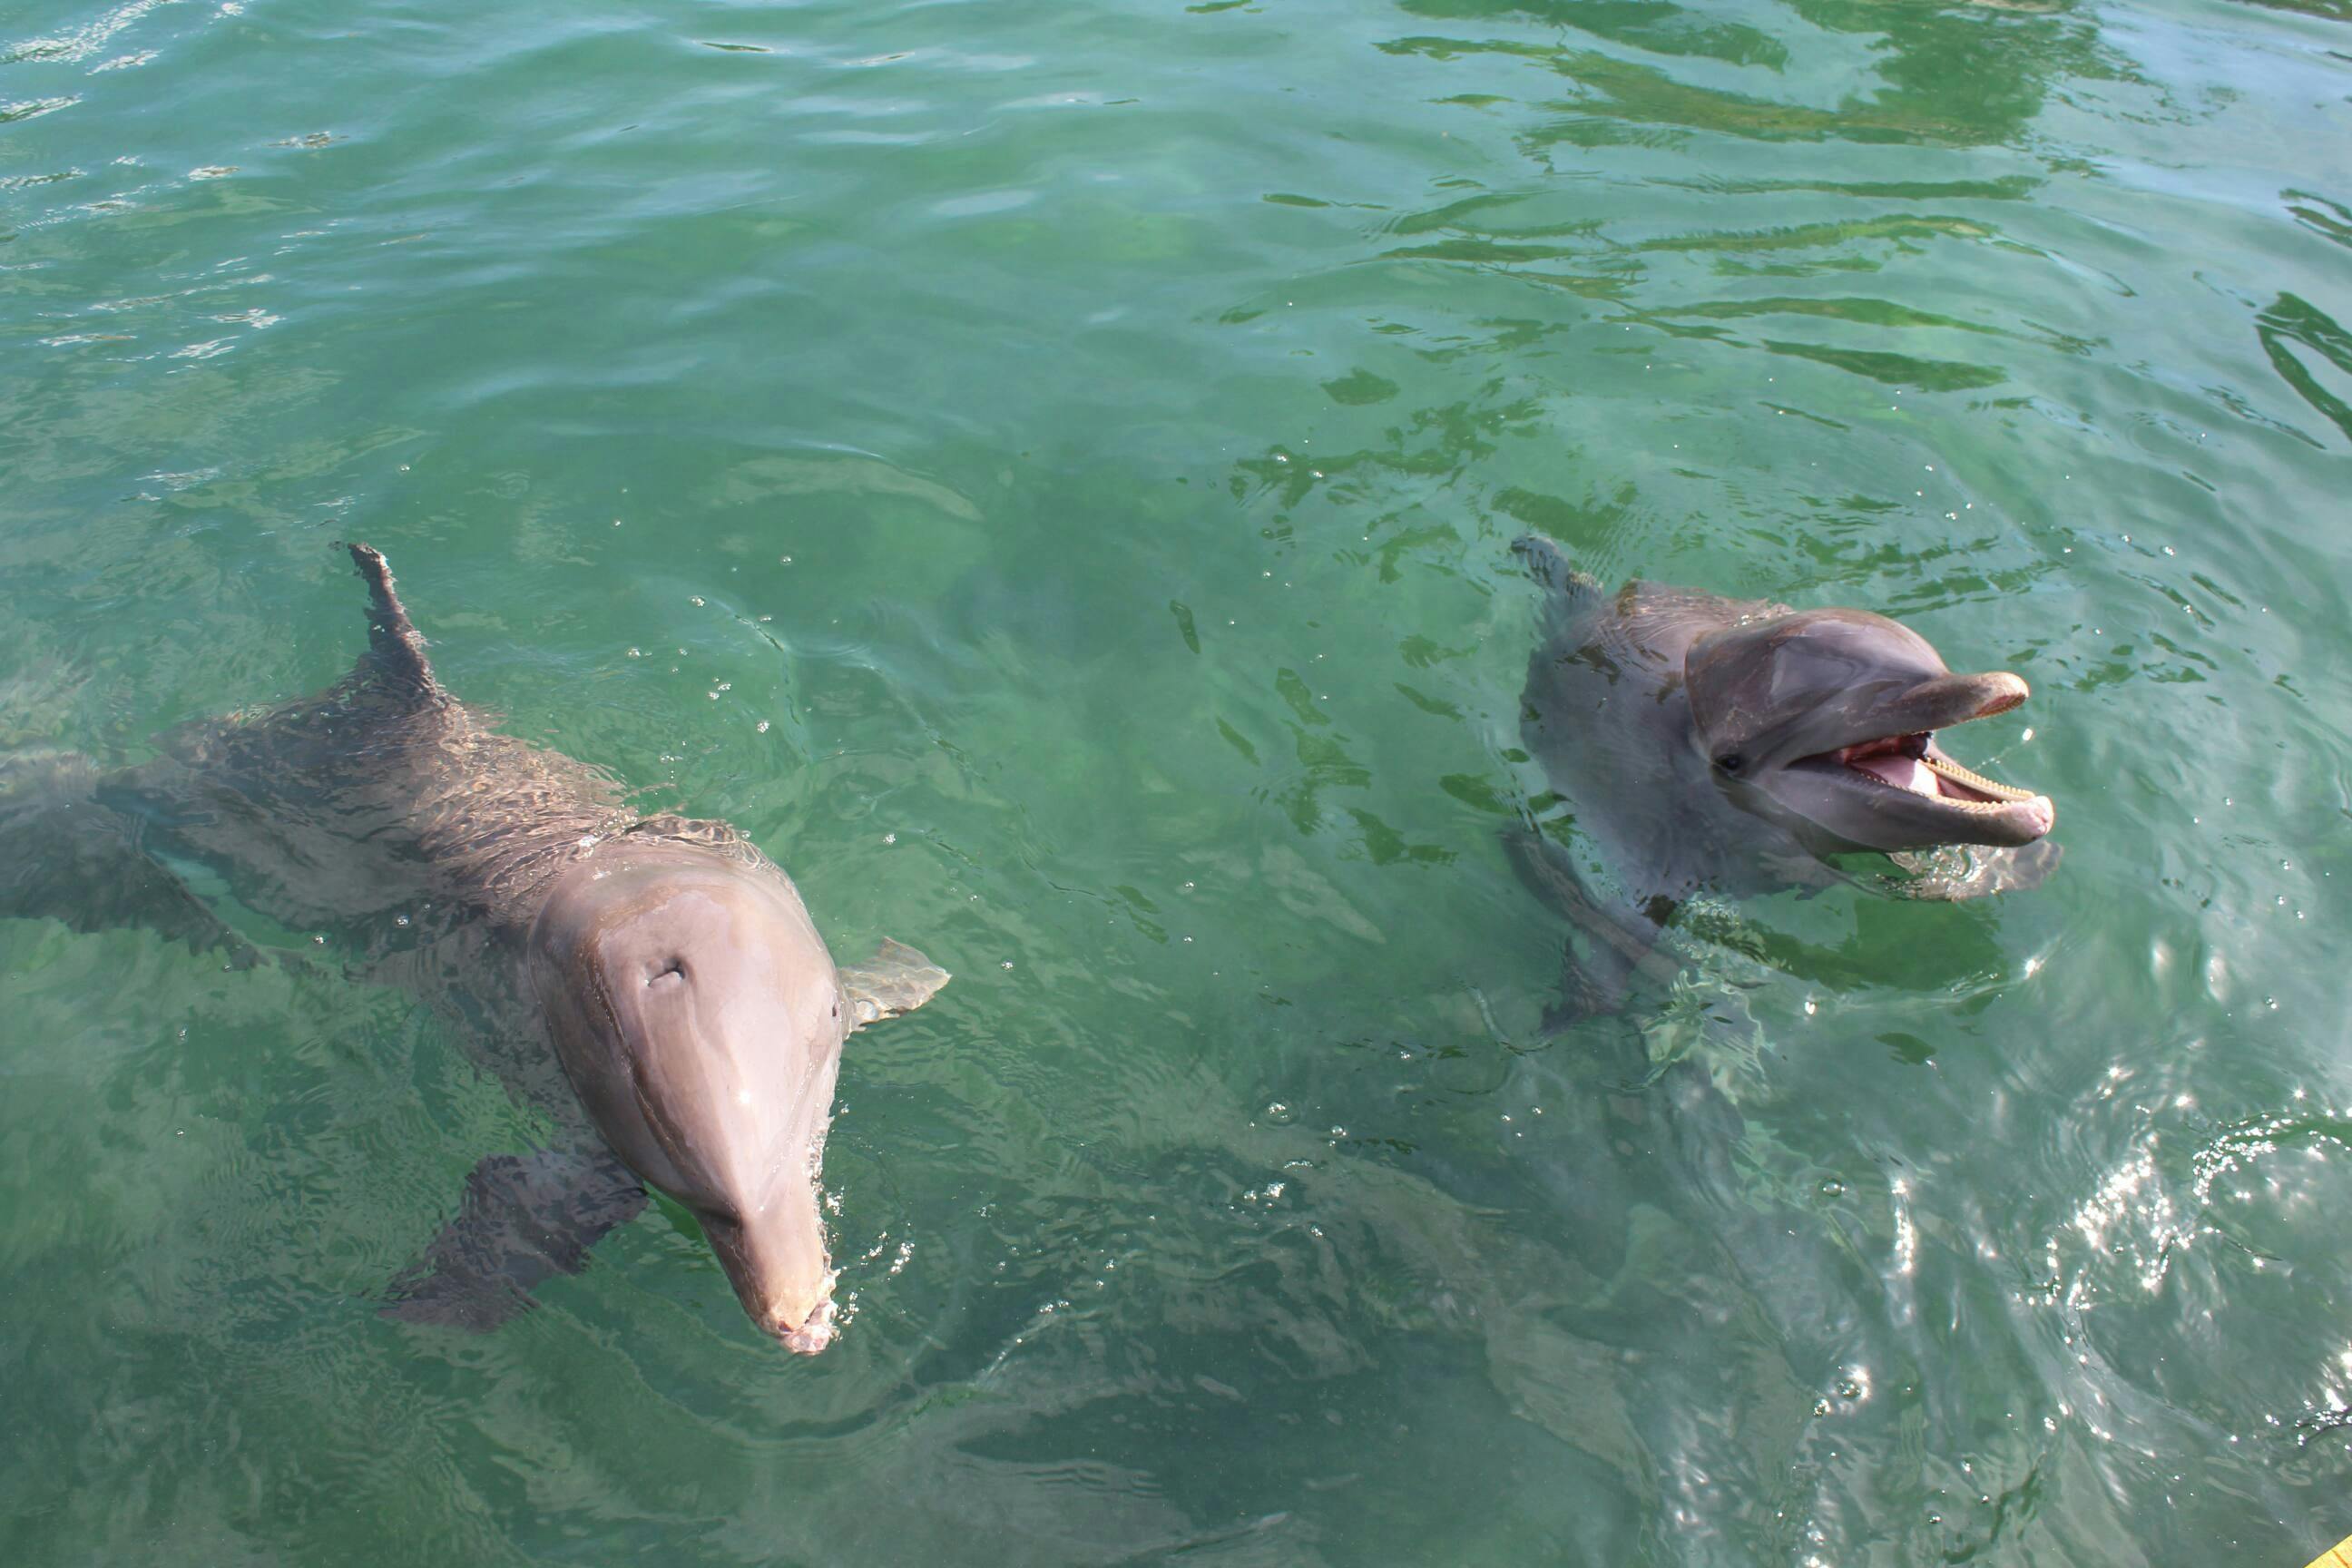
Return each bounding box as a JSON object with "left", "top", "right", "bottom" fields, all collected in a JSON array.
[
  {"left": 0, "top": 544, "right": 946, "bottom": 1351},
  {"left": 1510, "top": 533, "right": 2056, "bottom": 1015}
]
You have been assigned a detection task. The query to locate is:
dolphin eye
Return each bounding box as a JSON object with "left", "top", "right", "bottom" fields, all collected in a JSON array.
[
  {"left": 648, "top": 960, "right": 686, "bottom": 986},
  {"left": 1717, "top": 754, "right": 1744, "bottom": 773}
]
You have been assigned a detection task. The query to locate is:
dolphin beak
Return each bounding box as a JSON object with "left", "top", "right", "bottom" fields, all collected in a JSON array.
[
  {"left": 701, "top": 1192, "right": 838, "bottom": 1356},
  {"left": 1884, "top": 671, "right": 2028, "bottom": 733}
]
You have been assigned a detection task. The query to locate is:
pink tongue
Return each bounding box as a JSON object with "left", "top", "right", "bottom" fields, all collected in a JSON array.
[{"left": 1854, "top": 753, "right": 1938, "bottom": 797}]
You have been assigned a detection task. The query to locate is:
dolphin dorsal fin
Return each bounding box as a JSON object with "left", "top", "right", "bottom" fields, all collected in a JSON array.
[
  {"left": 341, "top": 542, "right": 440, "bottom": 702},
  {"left": 838, "top": 937, "right": 950, "bottom": 1029}
]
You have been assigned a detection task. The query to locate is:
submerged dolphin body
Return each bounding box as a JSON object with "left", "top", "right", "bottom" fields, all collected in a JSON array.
[
  {"left": 0, "top": 544, "right": 946, "bottom": 1350},
  {"left": 1511, "top": 534, "right": 2057, "bottom": 1015}
]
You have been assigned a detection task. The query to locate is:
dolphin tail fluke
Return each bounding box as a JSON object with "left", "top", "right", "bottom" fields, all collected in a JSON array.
[
  {"left": 839, "top": 937, "right": 950, "bottom": 1028},
  {"left": 0, "top": 750, "right": 250, "bottom": 957},
  {"left": 381, "top": 1147, "right": 648, "bottom": 1329},
  {"left": 1510, "top": 534, "right": 1604, "bottom": 605},
  {"left": 338, "top": 542, "right": 440, "bottom": 701}
]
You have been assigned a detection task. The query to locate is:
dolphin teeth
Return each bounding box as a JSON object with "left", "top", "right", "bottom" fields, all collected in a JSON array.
[
  {"left": 1922, "top": 752, "right": 2038, "bottom": 805},
  {"left": 1831, "top": 734, "right": 2041, "bottom": 811}
]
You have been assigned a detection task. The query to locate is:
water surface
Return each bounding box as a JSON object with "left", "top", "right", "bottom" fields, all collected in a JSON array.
[{"left": 5, "top": 0, "right": 2351, "bottom": 1562}]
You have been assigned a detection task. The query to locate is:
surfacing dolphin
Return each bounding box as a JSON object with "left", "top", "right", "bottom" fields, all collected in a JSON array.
[
  {"left": 0, "top": 544, "right": 946, "bottom": 1351},
  {"left": 1511, "top": 533, "right": 2056, "bottom": 1015}
]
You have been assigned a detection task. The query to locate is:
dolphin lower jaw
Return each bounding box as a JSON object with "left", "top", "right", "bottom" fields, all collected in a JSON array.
[{"left": 1779, "top": 746, "right": 2053, "bottom": 848}]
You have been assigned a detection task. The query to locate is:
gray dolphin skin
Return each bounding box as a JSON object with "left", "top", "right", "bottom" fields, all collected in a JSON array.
[
  {"left": 0, "top": 544, "right": 946, "bottom": 1352},
  {"left": 1511, "top": 533, "right": 2056, "bottom": 1014}
]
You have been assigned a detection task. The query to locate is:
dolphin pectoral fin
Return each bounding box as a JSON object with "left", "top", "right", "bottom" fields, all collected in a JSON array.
[
  {"left": 838, "top": 937, "right": 950, "bottom": 1029},
  {"left": 380, "top": 1147, "right": 647, "bottom": 1330},
  {"left": 1504, "top": 827, "right": 1681, "bottom": 1024}
]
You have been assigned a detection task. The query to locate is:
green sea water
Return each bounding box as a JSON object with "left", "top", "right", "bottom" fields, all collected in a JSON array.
[{"left": 5, "top": 0, "right": 2351, "bottom": 1562}]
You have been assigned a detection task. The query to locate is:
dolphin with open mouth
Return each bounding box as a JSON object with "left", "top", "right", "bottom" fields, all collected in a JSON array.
[{"left": 1510, "top": 533, "right": 2057, "bottom": 1015}]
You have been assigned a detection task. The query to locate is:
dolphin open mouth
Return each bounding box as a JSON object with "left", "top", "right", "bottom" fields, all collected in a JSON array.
[
  {"left": 1782, "top": 671, "right": 2054, "bottom": 846},
  {"left": 1828, "top": 731, "right": 2039, "bottom": 811},
  {"left": 1792, "top": 690, "right": 2054, "bottom": 847}
]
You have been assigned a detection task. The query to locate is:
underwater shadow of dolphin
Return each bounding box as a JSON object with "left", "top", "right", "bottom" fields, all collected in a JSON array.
[{"left": 0, "top": 544, "right": 947, "bottom": 1352}]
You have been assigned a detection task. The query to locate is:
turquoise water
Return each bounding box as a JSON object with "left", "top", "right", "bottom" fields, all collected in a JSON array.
[{"left": 5, "top": 0, "right": 2351, "bottom": 1560}]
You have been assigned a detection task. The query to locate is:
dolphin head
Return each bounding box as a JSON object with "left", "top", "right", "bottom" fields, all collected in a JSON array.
[
  {"left": 528, "top": 841, "right": 848, "bottom": 1353},
  {"left": 1683, "top": 607, "right": 2054, "bottom": 853}
]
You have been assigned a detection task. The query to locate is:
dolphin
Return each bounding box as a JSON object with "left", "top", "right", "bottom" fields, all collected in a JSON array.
[
  {"left": 1510, "top": 533, "right": 2056, "bottom": 1015},
  {"left": 0, "top": 544, "right": 946, "bottom": 1351}
]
